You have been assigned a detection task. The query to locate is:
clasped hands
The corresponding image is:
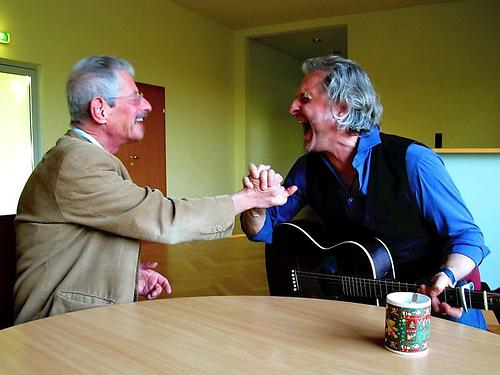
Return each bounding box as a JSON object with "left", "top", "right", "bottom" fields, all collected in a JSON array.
[{"left": 242, "top": 163, "right": 297, "bottom": 208}]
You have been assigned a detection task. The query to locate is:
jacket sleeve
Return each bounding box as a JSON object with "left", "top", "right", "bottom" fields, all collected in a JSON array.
[{"left": 55, "top": 145, "right": 235, "bottom": 244}]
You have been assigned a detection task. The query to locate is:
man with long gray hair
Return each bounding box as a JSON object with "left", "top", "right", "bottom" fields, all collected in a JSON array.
[
  {"left": 14, "top": 55, "right": 295, "bottom": 324},
  {"left": 241, "top": 55, "right": 489, "bottom": 329}
]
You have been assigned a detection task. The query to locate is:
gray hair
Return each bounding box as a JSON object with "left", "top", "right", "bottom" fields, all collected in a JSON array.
[
  {"left": 66, "top": 56, "right": 135, "bottom": 124},
  {"left": 302, "top": 55, "right": 383, "bottom": 133}
]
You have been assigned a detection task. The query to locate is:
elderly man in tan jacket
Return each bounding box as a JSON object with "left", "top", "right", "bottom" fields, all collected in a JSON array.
[{"left": 14, "top": 56, "right": 296, "bottom": 324}]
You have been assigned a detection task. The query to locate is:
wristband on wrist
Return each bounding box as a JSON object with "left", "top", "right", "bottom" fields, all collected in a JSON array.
[{"left": 440, "top": 267, "right": 456, "bottom": 287}]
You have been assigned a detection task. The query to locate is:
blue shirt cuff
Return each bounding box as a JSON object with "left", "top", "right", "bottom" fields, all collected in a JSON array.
[{"left": 248, "top": 212, "right": 274, "bottom": 244}]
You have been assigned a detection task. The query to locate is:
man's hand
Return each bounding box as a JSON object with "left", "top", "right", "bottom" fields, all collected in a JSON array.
[
  {"left": 242, "top": 163, "right": 297, "bottom": 201},
  {"left": 419, "top": 273, "right": 463, "bottom": 319},
  {"left": 239, "top": 163, "right": 297, "bottom": 235},
  {"left": 232, "top": 163, "right": 297, "bottom": 216},
  {"left": 243, "top": 163, "right": 274, "bottom": 191},
  {"left": 419, "top": 254, "right": 476, "bottom": 319},
  {"left": 137, "top": 261, "right": 172, "bottom": 300}
]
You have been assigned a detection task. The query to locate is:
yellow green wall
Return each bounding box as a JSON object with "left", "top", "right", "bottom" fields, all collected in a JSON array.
[
  {"left": 0, "top": 0, "right": 234, "bottom": 198},
  {"left": 236, "top": 0, "right": 500, "bottom": 189},
  {"left": 349, "top": 0, "right": 500, "bottom": 148},
  {"left": 247, "top": 40, "right": 303, "bottom": 174}
]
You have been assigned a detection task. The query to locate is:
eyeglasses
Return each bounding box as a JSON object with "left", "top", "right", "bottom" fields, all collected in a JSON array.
[{"left": 105, "top": 92, "right": 144, "bottom": 104}]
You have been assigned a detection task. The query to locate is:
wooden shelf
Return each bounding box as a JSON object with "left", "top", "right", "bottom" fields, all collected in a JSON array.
[{"left": 433, "top": 148, "right": 500, "bottom": 154}]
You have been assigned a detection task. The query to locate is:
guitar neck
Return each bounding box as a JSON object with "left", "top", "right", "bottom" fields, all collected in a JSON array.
[{"left": 292, "top": 270, "right": 500, "bottom": 310}]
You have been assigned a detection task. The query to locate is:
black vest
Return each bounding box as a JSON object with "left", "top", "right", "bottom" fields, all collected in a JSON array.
[{"left": 305, "top": 133, "right": 446, "bottom": 282}]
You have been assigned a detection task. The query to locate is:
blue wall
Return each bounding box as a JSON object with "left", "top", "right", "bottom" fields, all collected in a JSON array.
[{"left": 440, "top": 153, "right": 499, "bottom": 290}]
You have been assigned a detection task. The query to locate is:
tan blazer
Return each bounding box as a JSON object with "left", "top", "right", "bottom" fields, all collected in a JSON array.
[{"left": 14, "top": 130, "right": 235, "bottom": 324}]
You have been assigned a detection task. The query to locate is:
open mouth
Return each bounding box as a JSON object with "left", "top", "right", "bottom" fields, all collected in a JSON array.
[
  {"left": 302, "top": 122, "right": 312, "bottom": 134},
  {"left": 135, "top": 114, "right": 147, "bottom": 124},
  {"left": 301, "top": 121, "right": 314, "bottom": 145}
]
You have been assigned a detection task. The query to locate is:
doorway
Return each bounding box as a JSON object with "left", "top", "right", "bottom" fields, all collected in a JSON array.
[
  {"left": 0, "top": 59, "right": 40, "bottom": 215},
  {"left": 115, "top": 82, "right": 167, "bottom": 270},
  {"left": 115, "top": 82, "right": 166, "bottom": 195}
]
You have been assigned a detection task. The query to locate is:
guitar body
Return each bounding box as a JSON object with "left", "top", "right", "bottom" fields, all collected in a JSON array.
[
  {"left": 266, "top": 221, "right": 396, "bottom": 306},
  {"left": 266, "top": 221, "right": 500, "bottom": 314}
]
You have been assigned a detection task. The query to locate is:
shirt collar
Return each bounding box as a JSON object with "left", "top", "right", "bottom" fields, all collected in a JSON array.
[
  {"left": 71, "top": 127, "right": 104, "bottom": 150},
  {"left": 357, "top": 126, "right": 381, "bottom": 153},
  {"left": 352, "top": 126, "right": 381, "bottom": 171}
]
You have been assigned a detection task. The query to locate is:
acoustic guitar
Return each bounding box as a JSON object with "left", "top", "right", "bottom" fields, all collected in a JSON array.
[{"left": 266, "top": 221, "right": 500, "bottom": 312}]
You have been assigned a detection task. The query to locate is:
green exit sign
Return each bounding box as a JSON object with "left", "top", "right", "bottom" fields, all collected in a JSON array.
[{"left": 0, "top": 32, "right": 11, "bottom": 44}]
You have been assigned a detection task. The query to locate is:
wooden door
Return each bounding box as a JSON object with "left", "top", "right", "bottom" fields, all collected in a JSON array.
[
  {"left": 116, "top": 83, "right": 167, "bottom": 263},
  {"left": 116, "top": 82, "right": 166, "bottom": 194}
]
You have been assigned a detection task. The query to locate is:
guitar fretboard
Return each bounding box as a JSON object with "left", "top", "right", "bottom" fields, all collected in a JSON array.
[{"left": 292, "top": 270, "right": 500, "bottom": 310}]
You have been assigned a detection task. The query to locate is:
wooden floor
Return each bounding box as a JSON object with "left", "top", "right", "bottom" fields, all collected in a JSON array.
[{"left": 139, "top": 235, "right": 269, "bottom": 299}]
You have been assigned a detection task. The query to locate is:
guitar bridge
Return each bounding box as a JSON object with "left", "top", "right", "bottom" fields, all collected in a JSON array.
[{"left": 291, "top": 270, "right": 299, "bottom": 292}]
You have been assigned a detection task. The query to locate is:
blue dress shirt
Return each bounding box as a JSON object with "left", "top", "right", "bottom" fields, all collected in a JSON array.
[{"left": 251, "top": 127, "right": 489, "bottom": 268}]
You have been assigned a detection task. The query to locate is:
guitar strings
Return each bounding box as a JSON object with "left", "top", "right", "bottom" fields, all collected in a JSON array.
[
  {"left": 295, "top": 271, "right": 416, "bottom": 300},
  {"left": 293, "top": 270, "right": 494, "bottom": 308}
]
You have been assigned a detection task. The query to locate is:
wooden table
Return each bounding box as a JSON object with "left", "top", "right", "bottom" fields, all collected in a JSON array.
[{"left": 1, "top": 296, "right": 498, "bottom": 374}]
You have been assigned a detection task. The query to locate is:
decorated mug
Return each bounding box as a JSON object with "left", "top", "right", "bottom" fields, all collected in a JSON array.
[{"left": 384, "top": 292, "right": 431, "bottom": 355}]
